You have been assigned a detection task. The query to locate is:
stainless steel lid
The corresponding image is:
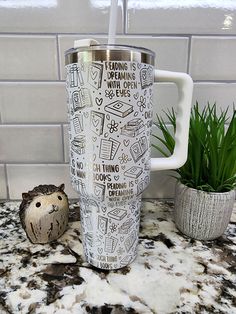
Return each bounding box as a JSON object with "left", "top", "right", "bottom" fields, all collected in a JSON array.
[{"left": 65, "top": 44, "right": 155, "bottom": 65}]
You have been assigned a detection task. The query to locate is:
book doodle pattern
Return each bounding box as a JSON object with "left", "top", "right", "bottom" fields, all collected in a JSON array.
[{"left": 66, "top": 59, "right": 154, "bottom": 269}]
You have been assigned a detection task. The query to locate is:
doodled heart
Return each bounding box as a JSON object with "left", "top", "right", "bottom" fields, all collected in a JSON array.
[
  {"left": 92, "top": 136, "right": 97, "bottom": 142},
  {"left": 90, "top": 69, "right": 98, "bottom": 80},
  {"left": 83, "top": 112, "right": 89, "bottom": 118},
  {"left": 95, "top": 97, "right": 103, "bottom": 106},
  {"left": 133, "top": 92, "right": 139, "bottom": 100},
  {"left": 123, "top": 139, "right": 130, "bottom": 147},
  {"left": 92, "top": 117, "right": 99, "bottom": 127},
  {"left": 114, "top": 175, "right": 120, "bottom": 181},
  {"left": 98, "top": 247, "right": 103, "bottom": 254}
]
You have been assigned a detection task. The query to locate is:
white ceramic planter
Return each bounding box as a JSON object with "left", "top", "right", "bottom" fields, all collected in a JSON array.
[{"left": 174, "top": 182, "right": 235, "bottom": 240}]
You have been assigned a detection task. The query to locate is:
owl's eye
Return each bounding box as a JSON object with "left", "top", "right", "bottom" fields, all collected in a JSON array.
[
  {"left": 58, "top": 195, "right": 62, "bottom": 201},
  {"left": 36, "top": 202, "right": 41, "bottom": 208}
]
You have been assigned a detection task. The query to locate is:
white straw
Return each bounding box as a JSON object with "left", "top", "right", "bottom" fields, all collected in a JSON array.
[{"left": 108, "top": 0, "right": 118, "bottom": 45}]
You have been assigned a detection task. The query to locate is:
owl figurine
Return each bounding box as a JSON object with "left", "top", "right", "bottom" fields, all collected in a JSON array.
[{"left": 19, "top": 184, "right": 69, "bottom": 244}]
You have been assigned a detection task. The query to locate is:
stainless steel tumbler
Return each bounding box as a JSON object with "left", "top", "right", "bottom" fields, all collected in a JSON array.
[{"left": 65, "top": 41, "right": 193, "bottom": 269}]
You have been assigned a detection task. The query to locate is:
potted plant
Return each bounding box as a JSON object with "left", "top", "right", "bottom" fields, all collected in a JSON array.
[{"left": 152, "top": 103, "right": 236, "bottom": 240}]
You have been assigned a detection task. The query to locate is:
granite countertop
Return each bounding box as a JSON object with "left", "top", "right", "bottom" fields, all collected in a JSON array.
[{"left": 0, "top": 200, "right": 235, "bottom": 314}]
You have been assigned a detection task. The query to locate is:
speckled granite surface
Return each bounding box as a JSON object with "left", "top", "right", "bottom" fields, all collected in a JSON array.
[{"left": 0, "top": 200, "right": 235, "bottom": 314}]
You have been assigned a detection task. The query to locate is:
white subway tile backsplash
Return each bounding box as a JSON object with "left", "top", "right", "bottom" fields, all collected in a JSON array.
[
  {"left": 0, "top": 36, "right": 58, "bottom": 80},
  {"left": 127, "top": 2, "right": 236, "bottom": 35},
  {"left": 0, "top": 0, "right": 123, "bottom": 34},
  {"left": 193, "top": 83, "right": 236, "bottom": 115},
  {"left": 0, "top": 82, "right": 67, "bottom": 123},
  {"left": 0, "top": 125, "right": 63, "bottom": 163},
  {"left": 7, "top": 164, "right": 78, "bottom": 200},
  {"left": 190, "top": 37, "right": 236, "bottom": 80},
  {"left": 63, "top": 124, "right": 69, "bottom": 163},
  {"left": 116, "top": 37, "right": 189, "bottom": 72},
  {"left": 0, "top": 165, "right": 7, "bottom": 200}
]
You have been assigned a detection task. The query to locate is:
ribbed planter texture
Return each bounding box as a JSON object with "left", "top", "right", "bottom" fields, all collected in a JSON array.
[{"left": 174, "top": 182, "right": 235, "bottom": 240}]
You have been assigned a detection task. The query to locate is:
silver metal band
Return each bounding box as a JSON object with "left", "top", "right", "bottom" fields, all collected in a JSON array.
[{"left": 65, "top": 44, "right": 155, "bottom": 66}]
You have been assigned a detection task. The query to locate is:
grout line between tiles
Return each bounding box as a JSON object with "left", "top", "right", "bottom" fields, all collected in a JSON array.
[
  {"left": 4, "top": 164, "right": 10, "bottom": 200},
  {"left": 186, "top": 35, "right": 192, "bottom": 74},
  {"left": 56, "top": 35, "right": 62, "bottom": 80},
  {"left": 123, "top": 0, "right": 127, "bottom": 34},
  {"left": 0, "top": 32, "right": 236, "bottom": 37},
  {"left": 61, "top": 124, "right": 66, "bottom": 162}
]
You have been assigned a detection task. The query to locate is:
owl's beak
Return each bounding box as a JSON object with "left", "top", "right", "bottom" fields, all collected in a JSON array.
[{"left": 48, "top": 204, "right": 59, "bottom": 214}]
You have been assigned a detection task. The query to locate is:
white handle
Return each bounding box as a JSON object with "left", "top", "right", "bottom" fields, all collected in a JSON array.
[{"left": 151, "top": 70, "right": 193, "bottom": 171}]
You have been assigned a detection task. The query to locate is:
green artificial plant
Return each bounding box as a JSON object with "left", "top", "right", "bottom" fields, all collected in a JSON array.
[{"left": 152, "top": 103, "right": 236, "bottom": 192}]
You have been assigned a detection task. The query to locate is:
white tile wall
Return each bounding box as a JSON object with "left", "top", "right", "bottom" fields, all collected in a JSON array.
[
  {"left": 0, "top": 82, "right": 67, "bottom": 123},
  {"left": 0, "top": 165, "right": 7, "bottom": 199},
  {"left": 0, "top": 125, "right": 63, "bottom": 162},
  {"left": 127, "top": 2, "right": 236, "bottom": 34},
  {"left": 0, "top": 36, "right": 58, "bottom": 80},
  {"left": 190, "top": 37, "right": 236, "bottom": 80},
  {"left": 7, "top": 164, "right": 78, "bottom": 199},
  {"left": 0, "top": 0, "right": 123, "bottom": 33},
  {"left": 0, "top": 1, "right": 235, "bottom": 200}
]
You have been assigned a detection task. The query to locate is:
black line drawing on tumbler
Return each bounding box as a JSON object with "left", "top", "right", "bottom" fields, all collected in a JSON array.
[
  {"left": 91, "top": 111, "right": 105, "bottom": 136},
  {"left": 88, "top": 63, "right": 103, "bottom": 89},
  {"left": 85, "top": 233, "right": 94, "bottom": 247},
  {"left": 130, "top": 136, "right": 148, "bottom": 162},
  {"left": 124, "top": 230, "right": 136, "bottom": 252},
  {"left": 140, "top": 66, "right": 153, "bottom": 89},
  {"left": 94, "top": 183, "right": 105, "bottom": 201},
  {"left": 72, "top": 88, "right": 92, "bottom": 111},
  {"left": 121, "top": 118, "right": 145, "bottom": 137},
  {"left": 124, "top": 166, "right": 143, "bottom": 179},
  {"left": 73, "top": 114, "right": 84, "bottom": 134},
  {"left": 84, "top": 216, "right": 93, "bottom": 232},
  {"left": 107, "top": 208, "right": 127, "bottom": 221},
  {"left": 99, "top": 138, "right": 120, "bottom": 160},
  {"left": 104, "top": 236, "right": 118, "bottom": 253},
  {"left": 119, "top": 218, "right": 135, "bottom": 234},
  {"left": 120, "top": 255, "right": 133, "bottom": 266},
  {"left": 98, "top": 215, "right": 108, "bottom": 235},
  {"left": 105, "top": 100, "right": 133, "bottom": 118},
  {"left": 69, "top": 64, "right": 84, "bottom": 87},
  {"left": 71, "top": 135, "right": 86, "bottom": 155},
  {"left": 76, "top": 179, "right": 87, "bottom": 196}
]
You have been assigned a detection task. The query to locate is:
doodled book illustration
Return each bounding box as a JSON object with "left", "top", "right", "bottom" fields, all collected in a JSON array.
[
  {"left": 120, "top": 255, "right": 133, "bottom": 266},
  {"left": 124, "top": 230, "right": 136, "bottom": 252},
  {"left": 99, "top": 138, "right": 120, "bottom": 160},
  {"left": 73, "top": 114, "right": 84, "bottom": 134},
  {"left": 124, "top": 166, "right": 143, "bottom": 179},
  {"left": 72, "top": 88, "right": 92, "bottom": 111},
  {"left": 88, "top": 63, "right": 103, "bottom": 89},
  {"left": 140, "top": 66, "right": 153, "bottom": 89},
  {"left": 91, "top": 111, "right": 105, "bottom": 135},
  {"left": 121, "top": 118, "right": 145, "bottom": 137},
  {"left": 76, "top": 179, "right": 87, "bottom": 196},
  {"left": 107, "top": 208, "right": 127, "bottom": 221},
  {"left": 69, "top": 64, "right": 84, "bottom": 87},
  {"left": 105, "top": 100, "right": 133, "bottom": 118},
  {"left": 119, "top": 218, "right": 135, "bottom": 234},
  {"left": 71, "top": 135, "right": 86, "bottom": 155},
  {"left": 98, "top": 216, "right": 108, "bottom": 235},
  {"left": 130, "top": 136, "right": 148, "bottom": 162},
  {"left": 94, "top": 183, "right": 105, "bottom": 201},
  {"left": 105, "top": 236, "right": 118, "bottom": 253}
]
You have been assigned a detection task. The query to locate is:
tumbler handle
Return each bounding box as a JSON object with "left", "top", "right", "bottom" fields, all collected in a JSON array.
[{"left": 151, "top": 70, "right": 193, "bottom": 171}]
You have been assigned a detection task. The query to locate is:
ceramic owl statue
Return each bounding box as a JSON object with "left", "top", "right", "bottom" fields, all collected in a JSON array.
[{"left": 19, "top": 184, "right": 69, "bottom": 244}]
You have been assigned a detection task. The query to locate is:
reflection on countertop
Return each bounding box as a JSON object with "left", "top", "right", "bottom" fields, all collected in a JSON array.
[{"left": 0, "top": 200, "right": 235, "bottom": 313}]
